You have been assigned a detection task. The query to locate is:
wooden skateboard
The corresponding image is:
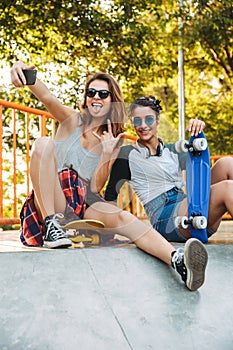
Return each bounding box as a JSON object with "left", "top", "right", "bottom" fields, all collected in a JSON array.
[
  {"left": 175, "top": 131, "right": 210, "bottom": 243},
  {"left": 61, "top": 219, "right": 105, "bottom": 245}
]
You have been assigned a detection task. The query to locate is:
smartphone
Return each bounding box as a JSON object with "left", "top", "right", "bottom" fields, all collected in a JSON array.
[{"left": 22, "top": 69, "right": 37, "bottom": 85}]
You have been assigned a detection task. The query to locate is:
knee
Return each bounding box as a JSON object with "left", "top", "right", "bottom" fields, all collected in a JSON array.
[
  {"left": 215, "top": 157, "right": 233, "bottom": 171},
  {"left": 218, "top": 156, "right": 232, "bottom": 164},
  {"left": 215, "top": 179, "right": 233, "bottom": 196},
  {"left": 223, "top": 179, "right": 233, "bottom": 192},
  {"left": 31, "top": 137, "right": 55, "bottom": 160},
  {"left": 114, "top": 209, "right": 134, "bottom": 227}
]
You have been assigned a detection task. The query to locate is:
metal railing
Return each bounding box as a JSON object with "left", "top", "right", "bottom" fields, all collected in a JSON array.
[
  {"left": 0, "top": 99, "right": 231, "bottom": 226},
  {"left": 0, "top": 99, "right": 57, "bottom": 225}
]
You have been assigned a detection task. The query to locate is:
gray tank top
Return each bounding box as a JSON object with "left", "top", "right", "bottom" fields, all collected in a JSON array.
[{"left": 54, "top": 126, "right": 99, "bottom": 181}]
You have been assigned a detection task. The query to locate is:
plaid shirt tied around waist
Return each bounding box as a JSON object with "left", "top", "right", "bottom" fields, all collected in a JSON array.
[{"left": 20, "top": 168, "right": 87, "bottom": 247}]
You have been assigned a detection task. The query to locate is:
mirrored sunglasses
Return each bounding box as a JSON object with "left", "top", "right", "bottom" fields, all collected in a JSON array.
[
  {"left": 86, "top": 88, "right": 111, "bottom": 99},
  {"left": 132, "top": 115, "right": 155, "bottom": 127}
]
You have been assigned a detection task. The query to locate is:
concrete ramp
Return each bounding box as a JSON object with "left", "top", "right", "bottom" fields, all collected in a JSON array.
[{"left": 0, "top": 244, "right": 233, "bottom": 350}]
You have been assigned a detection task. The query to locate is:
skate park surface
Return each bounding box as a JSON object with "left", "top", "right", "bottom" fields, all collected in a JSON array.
[{"left": 0, "top": 221, "right": 233, "bottom": 350}]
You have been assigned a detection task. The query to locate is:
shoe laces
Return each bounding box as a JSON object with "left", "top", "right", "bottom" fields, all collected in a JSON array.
[
  {"left": 172, "top": 248, "right": 187, "bottom": 282},
  {"left": 172, "top": 248, "right": 184, "bottom": 265},
  {"left": 46, "top": 213, "right": 67, "bottom": 240}
]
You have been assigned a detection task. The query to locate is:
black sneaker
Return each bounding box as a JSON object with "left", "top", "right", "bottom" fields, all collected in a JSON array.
[
  {"left": 43, "top": 213, "right": 72, "bottom": 249},
  {"left": 171, "top": 238, "right": 208, "bottom": 291}
]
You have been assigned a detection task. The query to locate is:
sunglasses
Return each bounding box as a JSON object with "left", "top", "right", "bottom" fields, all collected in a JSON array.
[
  {"left": 86, "top": 88, "right": 111, "bottom": 99},
  {"left": 132, "top": 115, "right": 155, "bottom": 127}
]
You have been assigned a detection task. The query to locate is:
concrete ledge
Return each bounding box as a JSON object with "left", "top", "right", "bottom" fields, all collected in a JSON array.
[
  {"left": 0, "top": 245, "right": 233, "bottom": 350},
  {"left": 0, "top": 220, "right": 232, "bottom": 253},
  {"left": 208, "top": 220, "right": 233, "bottom": 244}
]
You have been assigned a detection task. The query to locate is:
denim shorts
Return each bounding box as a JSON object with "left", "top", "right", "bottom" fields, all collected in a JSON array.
[
  {"left": 144, "top": 187, "right": 216, "bottom": 242},
  {"left": 144, "top": 187, "right": 187, "bottom": 242}
]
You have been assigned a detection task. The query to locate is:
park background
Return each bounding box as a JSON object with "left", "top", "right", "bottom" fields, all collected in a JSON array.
[
  {"left": 0, "top": 0, "right": 232, "bottom": 222},
  {"left": 1, "top": 4, "right": 233, "bottom": 349}
]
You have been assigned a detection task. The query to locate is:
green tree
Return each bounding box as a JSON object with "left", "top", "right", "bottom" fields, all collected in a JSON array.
[
  {"left": 0, "top": 0, "right": 232, "bottom": 153},
  {"left": 186, "top": 0, "right": 233, "bottom": 85},
  {"left": 181, "top": 0, "right": 233, "bottom": 153}
]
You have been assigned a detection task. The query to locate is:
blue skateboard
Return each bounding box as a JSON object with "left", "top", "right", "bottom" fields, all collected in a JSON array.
[{"left": 175, "top": 131, "right": 210, "bottom": 243}]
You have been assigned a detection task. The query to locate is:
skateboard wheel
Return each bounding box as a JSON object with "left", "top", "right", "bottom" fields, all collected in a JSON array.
[
  {"left": 192, "top": 138, "right": 207, "bottom": 151},
  {"left": 174, "top": 216, "right": 181, "bottom": 228},
  {"left": 180, "top": 216, "right": 189, "bottom": 229},
  {"left": 91, "top": 234, "right": 100, "bottom": 245},
  {"left": 174, "top": 216, "right": 189, "bottom": 229},
  {"left": 175, "top": 140, "right": 188, "bottom": 153},
  {"left": 192, "top": 216, "right": 207, "bottom": 229}
]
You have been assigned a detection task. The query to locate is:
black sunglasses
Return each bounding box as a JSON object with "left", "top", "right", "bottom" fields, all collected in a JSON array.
[
  {"left": 132, "top": 115, "right": 156, "bottom": 127},
  {"left": 86, "top": 88, "right": 111, "bottom": 99}
]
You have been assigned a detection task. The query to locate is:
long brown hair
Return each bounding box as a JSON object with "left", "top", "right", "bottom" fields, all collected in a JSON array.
[{"left": 80, "top": 72, "right": 126, "bottom": 136}]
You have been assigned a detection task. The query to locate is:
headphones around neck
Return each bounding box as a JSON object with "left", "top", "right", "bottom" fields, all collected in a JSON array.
[{"left": 135, "top": 138, "right": 164, "bottom": 158}]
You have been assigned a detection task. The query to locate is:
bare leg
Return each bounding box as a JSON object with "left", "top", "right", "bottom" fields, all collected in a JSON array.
[
  {"left": 84, "top": 202, "right": 176, "bottom": 265},
  {"left": 177, "top": 180, "right": 233, "bottom": 236},
  {"left": 175, "top": 156, "right": 233, "bottom": 239},
  {"left": 208, "top": 157, "right": 233, "bottom": 230},
  {"left": 85, "top": 202, "right": 208, "bottom": 291},
  {"left": 211, "top": 157, "right": 233, "bottom": 184},
  {"left": 207, "top": 180, "right": 233, "bottom": 230},
  {"left": 30, "top": 137, "right": 67, "bottom": 221}
]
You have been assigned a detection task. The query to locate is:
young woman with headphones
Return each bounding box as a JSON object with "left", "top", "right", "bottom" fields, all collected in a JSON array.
[{"left": 105, "top": 96, "right": 233, "bottom": 243}]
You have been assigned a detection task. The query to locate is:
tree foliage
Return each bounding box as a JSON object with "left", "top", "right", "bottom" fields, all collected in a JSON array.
[
  {"left": 186, "top": 0, "right": 233, "bottom": 83},
  {"left": 0, "top": 0, "right": 232, "bottom": 153}
]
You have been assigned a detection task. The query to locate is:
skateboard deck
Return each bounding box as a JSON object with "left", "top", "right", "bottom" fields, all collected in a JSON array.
[
  {"left": 61, "top": 219, "right": 105, "bottom": 245},
  {"left": 176, "top": 131, "right": 210, "bottom": 243},
  {"left": 61, "top": 219, "right": 131, "bottom": 247},
  {"left": 62, "top": 219, "right": 105, "bottom": 230}
]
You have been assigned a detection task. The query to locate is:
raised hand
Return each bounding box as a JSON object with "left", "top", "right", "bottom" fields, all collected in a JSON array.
[
  {"left": 93, "top": 119, "right": 124, "bottom": 156},
  {"left": 187, "top": 118, "right": 206, "bottom": 137},
  {"left": 10, "top": 61, "right": 36, "bottom": 87}
]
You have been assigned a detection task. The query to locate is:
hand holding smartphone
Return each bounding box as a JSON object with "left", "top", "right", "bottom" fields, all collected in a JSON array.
[{"left": 20, "top": 69, "right": 37, "bottom": 85}]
